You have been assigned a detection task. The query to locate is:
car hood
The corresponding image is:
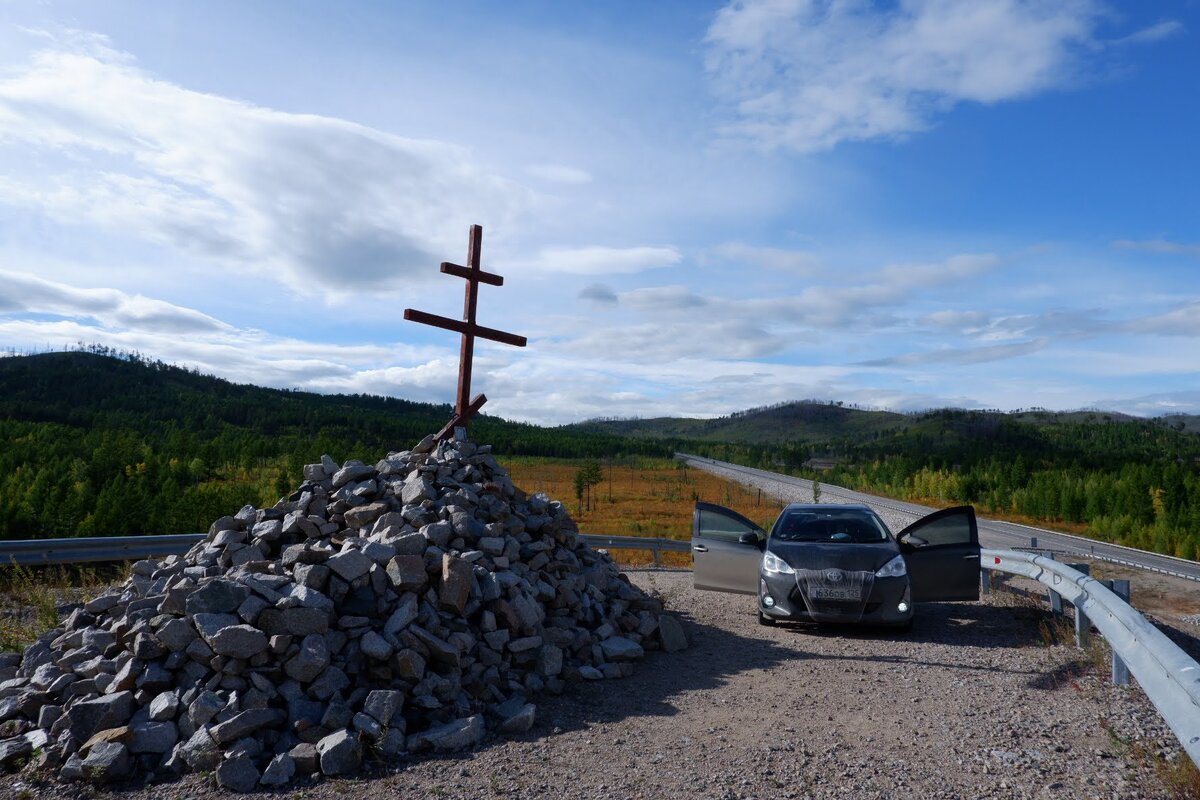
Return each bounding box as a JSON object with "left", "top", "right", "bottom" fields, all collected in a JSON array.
[{"left": 767, "top": 540, "right": 900, "bottom": 573}]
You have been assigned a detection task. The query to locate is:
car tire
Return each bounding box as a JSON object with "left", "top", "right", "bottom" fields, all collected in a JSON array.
[{"left": 758, "top": 610, "right": 777, "bottom": 627}]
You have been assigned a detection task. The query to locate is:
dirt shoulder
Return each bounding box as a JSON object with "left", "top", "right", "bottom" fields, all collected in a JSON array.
[{"left": 10, "top": 570, "right": 1184, "bottom": 800}]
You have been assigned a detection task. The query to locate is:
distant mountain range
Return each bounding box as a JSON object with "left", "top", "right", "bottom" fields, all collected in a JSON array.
[{"left": 563, "top": 400, "right": 1200, "bottom": 445}]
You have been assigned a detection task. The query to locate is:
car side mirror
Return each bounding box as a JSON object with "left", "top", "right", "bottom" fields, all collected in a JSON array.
[
  {"left": 901, "top": 534, "right": 929, "bottom": 549},
  {"left": 737, "top": 531, "right": 760, "bottom": 546}
]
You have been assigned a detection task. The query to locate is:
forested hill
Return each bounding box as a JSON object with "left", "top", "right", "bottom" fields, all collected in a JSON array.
[
  {"left": 2, "top": 351, "right": 1198, "bottom": 560},
  {"left": 0, "top": 352, "right": 668, "bottom": 539},
  {"left": 565, "top": 401, "right": 909, "bottom": 444}
]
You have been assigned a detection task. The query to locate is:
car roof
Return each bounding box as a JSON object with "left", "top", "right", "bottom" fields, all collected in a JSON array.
[{"left": 780, "top": 503, "right": 874, "bottom": 513}]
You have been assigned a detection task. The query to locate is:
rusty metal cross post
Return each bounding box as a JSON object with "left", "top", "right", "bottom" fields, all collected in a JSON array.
[{"left": 404, "top": 225, "right": 526, "bottom": 441}]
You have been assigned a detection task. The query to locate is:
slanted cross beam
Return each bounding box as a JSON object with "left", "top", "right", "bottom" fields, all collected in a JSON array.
[{"left": 404, "top": 224, "right": 526, "bottom": 440}]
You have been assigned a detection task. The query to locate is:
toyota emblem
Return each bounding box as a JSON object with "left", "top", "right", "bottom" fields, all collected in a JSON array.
[{"left": 824, "top": 569, "right": 845, "bottom": 583}]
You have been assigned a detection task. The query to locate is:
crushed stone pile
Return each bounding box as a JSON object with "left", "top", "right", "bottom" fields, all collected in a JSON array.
[{"left": 0, "top": 435, "right": 687, "bottom": 790}]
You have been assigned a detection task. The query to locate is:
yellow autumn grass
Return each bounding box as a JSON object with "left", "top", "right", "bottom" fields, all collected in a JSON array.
[{"left": 503, "top": 456, "right": 784, "bottom": 567}]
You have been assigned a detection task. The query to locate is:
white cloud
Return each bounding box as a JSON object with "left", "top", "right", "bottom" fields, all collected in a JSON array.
[
  {"left": 704, "top": 0, "right": 1108, "bottom": 152},
  {"left": 525, "top": 163, "right": 593, "bottom": 184},
  {"left": 557, "top": 319, "right": 786, "bottom": 362},
  {"left": 1113, "top": 238, "right": 1200, "bottom": 257},
  {"left": 521, "top": 245, "right": 682, "bottom": 275},
  {"left": 1113, "top": 21, "right": 1185, "bottom": 47},
  {"left": 744, "top": 252, "right": 1000, "bottom": 328},
  {"left": 619, "top": 285, "right": 708, "bottom": 311},
  {"left": 0, "top": 42, "right": 532, "bottom": 296},
  {"left": 1096, "top": 390, "right": 1200, "bottom": 417},
  {"left": 711, "top": 242, "right": 822, "bottom": 274},
  {"left": 919, "top": 309, "right": 992, "bottom": 331},
  {"left": 859, "top": 337, "right": 1049, "bottom": 367},
  {"left": 1123, "top": 301, "right": 1200, "bottom": 336},
  {"left": 0, "top": 269, "right": 230, "bottom": 333}
]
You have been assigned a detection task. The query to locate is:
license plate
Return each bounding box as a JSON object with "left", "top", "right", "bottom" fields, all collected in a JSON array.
[{"left": 809, "top": 587, "right": 860, "bottom": 601}]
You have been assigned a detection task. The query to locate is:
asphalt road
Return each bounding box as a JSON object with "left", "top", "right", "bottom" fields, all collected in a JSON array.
[{"left": 679, "top": 453, "right": 1200, "bottom": 584}]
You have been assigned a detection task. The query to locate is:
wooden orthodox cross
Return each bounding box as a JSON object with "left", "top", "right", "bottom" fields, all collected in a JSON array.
[{"left": 404, "top": 225, "right": 527, "bottom": 441}]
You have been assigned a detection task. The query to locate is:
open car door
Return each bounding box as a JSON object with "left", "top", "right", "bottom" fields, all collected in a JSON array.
[
  {"left": 692, "top": 502, "right": 765, "bottom": 594},
  {"left": 897, "top": 505, "right": 980, "bottom": 602}
]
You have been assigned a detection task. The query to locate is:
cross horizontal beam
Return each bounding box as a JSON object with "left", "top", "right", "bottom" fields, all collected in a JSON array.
[
  {"left": 402, "top": 309, "right": 527, "bottom": 348},
  {"left": 441, "top": 262, "right": 504, "bottom": 286}
]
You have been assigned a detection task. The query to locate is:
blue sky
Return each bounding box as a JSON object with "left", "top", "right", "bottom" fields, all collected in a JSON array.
[{"left": 0, "top": 1, "right": 1197, "bottom": 424}]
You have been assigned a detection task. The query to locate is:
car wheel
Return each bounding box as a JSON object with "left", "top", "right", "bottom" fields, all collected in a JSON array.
[{"left": 758, "top": 609, "right": 777, "bottom": 627}]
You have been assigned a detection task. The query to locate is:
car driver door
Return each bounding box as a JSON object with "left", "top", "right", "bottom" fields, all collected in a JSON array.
[
  {"left": 692, "top": 502, "right": 765, "bottom": 595},
  {"left": 897, "top": 505, "right": 981, "bottom": 602}
]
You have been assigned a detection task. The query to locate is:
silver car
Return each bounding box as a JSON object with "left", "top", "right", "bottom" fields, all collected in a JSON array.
[{"left": 691, "top": 501, "right": 981, "bottom": 627}]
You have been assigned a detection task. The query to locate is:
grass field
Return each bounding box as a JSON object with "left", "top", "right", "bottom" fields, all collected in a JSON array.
[{"left": 504, "top": 456, "right": 787, "bottom": 566}]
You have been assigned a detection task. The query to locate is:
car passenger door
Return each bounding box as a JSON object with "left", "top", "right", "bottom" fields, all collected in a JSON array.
[
  {"left": 692, "top": 502, "right": 765, "bottom": 595},
  {"left": 897, "top": 505, "right": 980, "bottom": 602}
]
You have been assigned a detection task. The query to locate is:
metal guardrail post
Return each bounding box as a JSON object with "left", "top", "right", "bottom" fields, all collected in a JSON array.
[
  {"left": 1043, "top": 551, "right": 1063, "bottom": 616},
  {"left": 1069, "top": 562, "right": 1091, "bottom": 646},
  {"left": 1109, "top": 579, "right": 1131, "bottom": 686},
  {"left": 980, "top": 567, "right": 991, "bottom": 595}
]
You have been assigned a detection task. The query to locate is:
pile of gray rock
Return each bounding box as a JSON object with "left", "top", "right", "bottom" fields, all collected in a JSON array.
[{"left": 0, "top": 435, "right": 687, "bottom": 790}]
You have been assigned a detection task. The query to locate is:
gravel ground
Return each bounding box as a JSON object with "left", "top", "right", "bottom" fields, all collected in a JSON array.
[{"left": 5, "top": 569, "right": 1184, "bottom": 800}]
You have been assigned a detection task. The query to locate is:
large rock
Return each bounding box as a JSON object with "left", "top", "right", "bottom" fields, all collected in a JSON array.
[
  {"left": 284, "top": 634, "right": 330, "bottom": 683},
  {"left": 439, "top": 555, "right": 474, "bottom": 614},
  {"left": 316, "top": 729, "right": 361, "bottom": 775},
  {"left": 658, "top": 614, "right": 688, "bottom": 652},
  {"left": 359, "top": 630, "right": 393, "bottom": 661},
  {"left": 363, "top": 690, "right": 404, "bottom": 727},
  {"left": 326, "top": 550, "right": 373, "bottom": 583},
  {"left": 260, "top": 753, "right": 295, "bottom": 786},
  {"left": 207, "top": 625, "right": 268, "bottom": 659},
  {"left": 148, "top": 691, "right": 180, "bottom": 722},
  {"left": 211, "top": 708, "right": 284, "bottom": 745},
  {"left": 385, "top": 555, "right": 427, "bottom": 591},
  {"left": 60, "top": 691, "right": 134, "bottom": 742},
  {"left": 406, "top": 715, "right": 485, "bottom": 752},
  {"left": 185, "top": 580, "right": 250, "bottom": 615},
  {"left": 156, "top": 618, "right": 197, "bottom": 652},
  {"left": 216, "top": 755, "right": 261, "bottom": 792},
  {"left": 600, "top": 636, "right": 645, "bottom": 662},
  {"left": 0, "top": 737, "right": 32, "bottom": 768},
  {"left": 401, "top": 476, "right": 435, "bottom": 504},
  {"left": 129, "top": 721, "right": 177, "bottom": 754},
  {"left": 344, "top": 502, "right": 388, "bottom": 530},
  {"left": 80, "top": 741, "right": 130, "bottom": 782},
  {"left": 332, "top": 463, "right": 375, "bottom": 489},
  {"left": 179, "top": 728, "right": 221, "bottom": 771},
  {"left": 499, "top": 703, "right": 536, "bottom": 734}
]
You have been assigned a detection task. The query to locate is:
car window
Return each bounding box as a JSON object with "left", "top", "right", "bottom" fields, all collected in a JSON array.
[
  {"left": 905, "top": 514, "right": 972, "bottom": 546},
  {"left": 696, "top": 507, "right": 761, "bottom": 543},
  {"left": 771, "top": 510, "right": 889, "bottom": 543}
]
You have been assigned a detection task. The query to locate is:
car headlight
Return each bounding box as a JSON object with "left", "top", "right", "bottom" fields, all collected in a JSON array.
[
  {"left": 762, "top": 550, "right": 795, "bottom": 575},
  {"left": 875, "top": 555, "right": 907, "bottom": 578}
]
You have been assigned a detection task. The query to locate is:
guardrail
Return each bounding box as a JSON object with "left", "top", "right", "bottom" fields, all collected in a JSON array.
[
  {"left": 982, "top": 548, "right": 1200, "bottom": 767},
  {"left": 0, "top": 533, "right": 690, "bottom": 567},
  {"left": 0, "top": 534, "right": 207, "bottom": 565}
]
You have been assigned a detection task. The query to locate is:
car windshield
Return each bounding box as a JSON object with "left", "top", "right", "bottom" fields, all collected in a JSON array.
[{"left": 770, "top": 509, "right": 890, "bottom": 543}]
